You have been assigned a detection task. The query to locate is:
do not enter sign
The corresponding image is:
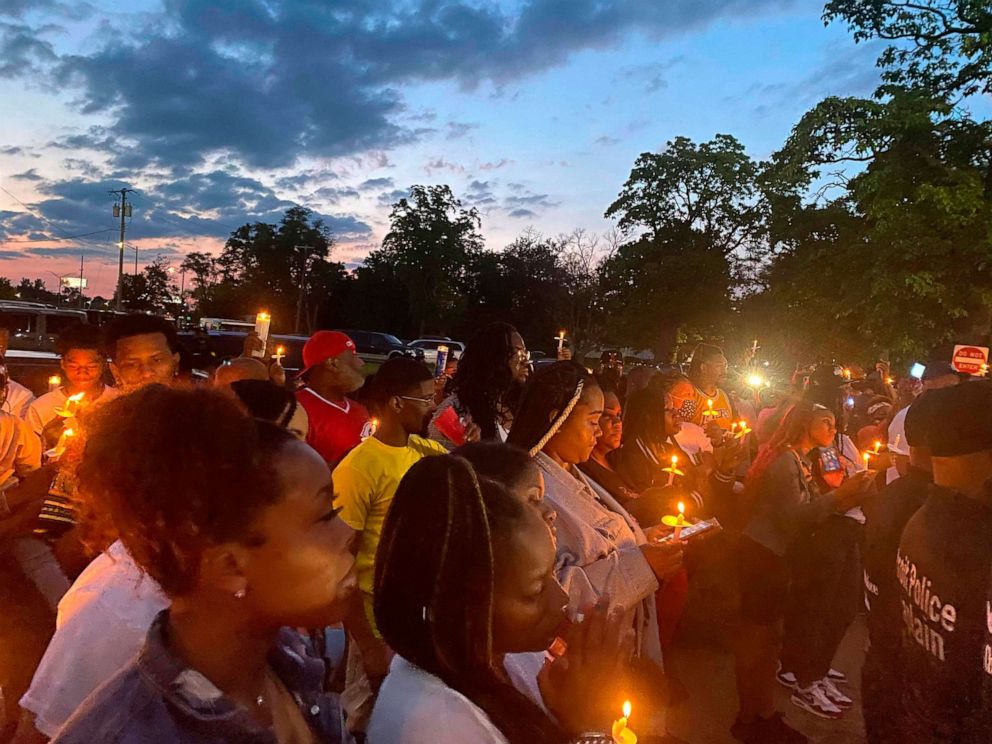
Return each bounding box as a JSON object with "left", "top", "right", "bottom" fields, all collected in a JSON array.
[{"left": 951, "top": 345, "right": 990, "bottom": 376}]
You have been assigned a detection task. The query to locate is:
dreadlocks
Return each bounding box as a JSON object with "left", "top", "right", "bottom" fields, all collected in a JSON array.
[{"left": 449, "top": 322, "right": 524, "bottom": 440}]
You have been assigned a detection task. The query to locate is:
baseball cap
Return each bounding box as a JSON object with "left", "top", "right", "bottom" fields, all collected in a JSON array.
[
  {"left": 926, "top": 381, "right": 992, "bottom": 457},
  {"left": 296, "top": 331, "right": 357, "bottom": 378},
  {"left": 810, "top": 364, "right": 848, "bottom": 389},
  {"left": 903, "top": 392, "right": 936, "bottom": 449}
]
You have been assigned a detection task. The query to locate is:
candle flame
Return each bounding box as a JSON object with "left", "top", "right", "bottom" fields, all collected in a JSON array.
[
  {"left": 677, "top": 501, "right": 685, "bottom": 514},
  {"left": 257, "top": 311, "right": 270, "bottom": 321},
  {"left": 707, "top": 399, "right": 713, "bottom": 408},
  {"left": 670, "top": 454, "right": 678, "bottom": 466},
  {"left": 68, "top": 392, "right": 85, "bottom": 403},
  {"left": 622, "top": 700, "right": 631, "bottom": 718},
  {"left": 64, "top": 427, "right": 75, "bottom": 438},
  {"left": 48, "top": 375, "right": 61, "bottom": 386},
  {"left": 874, "top": 440, "right": 882, "bottom": 452},
  {"left": 276, "top": 345, "right": 285, "bottom": 355}
]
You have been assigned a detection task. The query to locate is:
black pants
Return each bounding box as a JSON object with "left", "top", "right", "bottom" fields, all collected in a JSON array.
[
  {"left": 780, "top": 515, "right": 863, "bottom": 685},
  {"left": 861, "top": 653, "right": 902, "bottom": 744}
]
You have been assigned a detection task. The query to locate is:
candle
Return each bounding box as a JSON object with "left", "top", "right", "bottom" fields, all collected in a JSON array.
[
  {"left": 873, "top": 440, "right": 882, "bottom": 454},
  {"left": 556, "top": 329, "right": 566, "bottom": 354},
  {"left": 702, "top": 398, "right": 718, "bottom": 418},
  {"left": 863, "top": 452, "right": 871, "bottom": 468},
  {"left": 48, "top": 426, "right": 75, "bottom": 460},
  {"left": 48, "top": 375, "right": 61, "bottom": 393},
  {"left": 612, "top": 700, "right": 637, "bottom": 744},
  {"left": 55, "top": 392, "right": 85, "bottom": 418},
  {"left": 735, "top": 419, "right": 752, "bottom": 439},
  {"left": 253, "top": 311, "right": 271, "bottom": 359},
  {"left": 661, "top": 500, "right": 687, "bottom": 540},
  {"left": 362, "top": 417, "right": 379, "bottom": 441},
  {"left": 273, "top": 345, "right": 286, "bottom": 365},
  {"left": 661, "top": 454, "right": 683, "bottom": 486}
]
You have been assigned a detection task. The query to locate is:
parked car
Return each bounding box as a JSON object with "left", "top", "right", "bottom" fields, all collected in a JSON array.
[
  {"left": 0, "top": 301, "right": 87, "bottom": 352},
  {"left": 408, "top": 338, "right": 465, "bottom": 366},
  {"left": 336, "top": 330, "right": 425, "bottom": 364}
]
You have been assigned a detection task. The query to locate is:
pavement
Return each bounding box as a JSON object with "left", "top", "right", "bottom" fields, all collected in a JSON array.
[{"left": 663, "top": 548, "right": 869, "bottom": 744}]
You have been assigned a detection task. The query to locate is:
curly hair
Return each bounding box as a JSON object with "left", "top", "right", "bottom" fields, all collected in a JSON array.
[
  {"left": 450, "top": 322, "right": 523, "bottom": 440},
  {"left": 506, "top": 361, "right": 595, "bottom": 455},
  {"left": 374, "top": 454, "right": 568, "bottom": 744},
  {"left": 76, "top": 384, "right": 294, "bottom": 597}
]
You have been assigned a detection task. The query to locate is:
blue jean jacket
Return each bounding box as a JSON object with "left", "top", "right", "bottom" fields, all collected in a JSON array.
[{"left": 51, "top": 610, "right": 344, "bottom": 744}]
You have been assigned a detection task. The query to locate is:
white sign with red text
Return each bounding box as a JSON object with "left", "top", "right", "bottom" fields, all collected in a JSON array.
[{"left": 951, "top": 345, "right": 990, "bottom": 376}]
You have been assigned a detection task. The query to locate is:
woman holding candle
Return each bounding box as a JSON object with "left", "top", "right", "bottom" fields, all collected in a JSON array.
[
  {"left": 732, "top": 401, "right": 872, "bottom": 742},
  {"left": 507, "top": 362, "right": 681, "bottom": 737},
  {"left": 370, "top": 453, "right": 632, "bottom": 744}
]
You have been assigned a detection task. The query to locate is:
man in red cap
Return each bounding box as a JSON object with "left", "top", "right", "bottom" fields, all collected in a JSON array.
[{"left": 295, "top": 331, "right": 369, "bottom": 466}]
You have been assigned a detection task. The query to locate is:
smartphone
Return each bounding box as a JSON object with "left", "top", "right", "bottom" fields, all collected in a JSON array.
[
  {"left": 909, "top": 362, "right": 926, "bottom": 380},
  {"left": 654, "top": 518, "right": 722, "bottom": 544}
]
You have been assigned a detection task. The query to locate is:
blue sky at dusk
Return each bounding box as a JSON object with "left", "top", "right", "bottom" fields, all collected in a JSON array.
[{"left": 0, "top": 0, "right": 886, "bottom": 296}]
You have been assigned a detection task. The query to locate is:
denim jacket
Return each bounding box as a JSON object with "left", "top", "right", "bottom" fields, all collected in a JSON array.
[{"left": 51, "top": 611, "right": 343, "bottom": 744}]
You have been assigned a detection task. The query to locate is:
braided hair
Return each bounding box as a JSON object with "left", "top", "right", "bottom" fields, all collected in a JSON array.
[
  {"left": 506, "top": 361, "right": 595, "bottom": 456},
  {"left": 373, "top": 455, "right": 568, "bottom": 744},
  {"left": 450, "top": 322, "right": 524, "bottom": 440}
]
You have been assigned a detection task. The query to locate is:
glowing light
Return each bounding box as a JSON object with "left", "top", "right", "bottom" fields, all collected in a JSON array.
[
  {"left": 746, "top": 373, "right": 764, "bottom": 388},
  {"left": 623, "top": 700, "right": 631, "bottom": 719}
]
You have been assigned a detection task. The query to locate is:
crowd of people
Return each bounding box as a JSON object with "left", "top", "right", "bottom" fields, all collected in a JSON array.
[{"left": 0, "top": 314, "right": 990, "bottom": 744}]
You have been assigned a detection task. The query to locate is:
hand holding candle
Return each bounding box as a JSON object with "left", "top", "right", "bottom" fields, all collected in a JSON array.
[
  {"left": 662, "top": 501, "right": 687, "bottom": 540},
  {"left": 272, "top": 345, "right": 286, "bottom": 365},
  {"left": 702, "top": 398, "right": 718, "bottom": 419},
  {"left": 611, "top": 700, "right": 637, "bottom": 744},
  {"left": 252, "top": 311, "right": 271, "bottom": 359},
  {"left": 734, "top": 419, "right": 752, "bottom": 439},
  {"left": 48, "top": 375, "right": 61, "bottom": 393}
]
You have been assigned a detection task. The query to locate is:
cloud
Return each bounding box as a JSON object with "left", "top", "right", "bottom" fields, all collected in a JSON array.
[
  {"left": 358, "top": 177, "right": 394, "bottom": 191},
  {"left": 11, "top": 168, "right": 43, "bottom": 180},
  {"left": 275, "top": 169, "right": 339, "bottom": 191},
  {"left": 9, "top": 0, "right": 792, "bottom": 170},
  {"left": 312, "top": 186, "right": 361, "bottom": 203},
  {"left": 446, "top": 122, "right": 479, "bottom": 140},
  {"left": 479, "top": 158, "right": 512, "bottom": 171},
  {"left": 595, "top": 135, "right": 620, "bottom": 147},
  {"left": 376, "top": 188, "right": 410, "bottom": 207},
  {"left": 508, "top": 208, "right": 537, "bottom": 219},
  {"left": 0, "top": 20, "right": 57, "bottom": 78},
  {"left": 424, "top": 157, "right": 466, "bottom": 175}
]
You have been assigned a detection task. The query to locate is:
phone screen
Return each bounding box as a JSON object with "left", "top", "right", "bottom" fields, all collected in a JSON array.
[{"left": 909, "top": 362, "right": 926, "bottom": 380}]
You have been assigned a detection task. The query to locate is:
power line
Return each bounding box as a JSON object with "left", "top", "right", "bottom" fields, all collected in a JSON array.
[{"left": 0, "top": 228, "right": 117, "bottom": 244}]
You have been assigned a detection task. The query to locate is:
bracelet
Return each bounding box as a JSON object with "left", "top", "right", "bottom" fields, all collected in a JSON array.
[{"left": 570, "top": 734, "right": 613, "bottom": 743}]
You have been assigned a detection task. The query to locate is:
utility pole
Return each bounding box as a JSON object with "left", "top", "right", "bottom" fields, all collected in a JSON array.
[
  {"left": 294, "top": 245, "right": 311, "bottom": 335},
  {"left": 110, "top": 188, "right": 132, "bottom": 311},
  {"left": 79, "top": 254, "right": 85, "bottom": 309}
]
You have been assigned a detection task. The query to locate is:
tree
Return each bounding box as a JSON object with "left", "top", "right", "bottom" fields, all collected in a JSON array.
[
  {"left": 751, "top": 87, "right": 992, "bottom": 364},
  {"left": 601, "top": 135, "right": 765, "bottom": 358},
  {"left": 204, "top": 206, "right": 343, "bottom": 333},
  {"left": 16, "top": 278, "right": 59, "bottom": 304},
  {"left": 179, "top": 251, "right": 217, "bottom": 311},
  {"left": 376, "top": 185, "right": 484, "bottom": 337},
  {"left": 824, "top": 0, "right": 992, "bottom": 97},
  {"left": 121, "top": 257, "right": 177, "bottom": 313}
]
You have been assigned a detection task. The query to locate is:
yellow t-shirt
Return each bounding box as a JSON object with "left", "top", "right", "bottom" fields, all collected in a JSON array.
[
  {"left": 690, "top": 386, "right": 735, "bottom": 431},
  {"left": 332, "top": 434, "right": 448, "bottom": 634}
]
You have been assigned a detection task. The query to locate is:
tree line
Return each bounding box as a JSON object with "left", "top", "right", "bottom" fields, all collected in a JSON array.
[{"left": 6, "top": 1, "right": 991, "bottom": 367}]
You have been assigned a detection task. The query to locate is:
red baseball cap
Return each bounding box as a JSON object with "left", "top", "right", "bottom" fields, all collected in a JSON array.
[{"left": 296, "top": 331, "right": 357, "bottom": 378}]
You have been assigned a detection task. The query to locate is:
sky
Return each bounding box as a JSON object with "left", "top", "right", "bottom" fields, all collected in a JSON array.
[{"left": 0, "top": 0, "right": 890, "bottom": 297}]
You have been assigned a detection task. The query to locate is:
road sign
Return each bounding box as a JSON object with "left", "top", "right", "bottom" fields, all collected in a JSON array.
[
  {"left": 951, "top": 345, "right": 989, "bottom": 376},
  {"left": 60, "top": 276, "right": 87, "bottom": 289}
]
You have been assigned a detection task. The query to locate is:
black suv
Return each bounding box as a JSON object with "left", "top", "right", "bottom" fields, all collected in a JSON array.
[{"left": 337, "top": 330, "right": 425, "bottom": 364}]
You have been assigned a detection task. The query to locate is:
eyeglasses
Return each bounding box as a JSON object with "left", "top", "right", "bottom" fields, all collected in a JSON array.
[{"left": 398, "top": 394, "right": 435, "bottom": 406}]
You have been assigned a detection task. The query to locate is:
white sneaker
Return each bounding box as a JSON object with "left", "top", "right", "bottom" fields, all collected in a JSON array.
[
  {"left": 776, "top": 668, "right": 797, "bottom": 689},
  {"left": 791, "top": 682, "right": 844, "bottom": 719},
  {"left": 819, "top": 676, "right": 853, "bottom": 708},
  {"left": 827, "top": 667, "right": 848, "bottom": 684}
]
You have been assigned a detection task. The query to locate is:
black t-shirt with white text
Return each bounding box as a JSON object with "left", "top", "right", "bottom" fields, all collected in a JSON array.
[
  {"left": 863, "top": 467, "right": 931, "bottom": 679},
  {"left": 896, "top": 486, "right": 992, "bottom": 743}
]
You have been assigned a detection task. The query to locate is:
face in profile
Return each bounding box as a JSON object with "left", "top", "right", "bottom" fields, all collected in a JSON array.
[
  {"left": 111, "top": 333, "right": 179, "bottom": 392},
  {"left": 808, "top": 411, "right": 838, "bottom": 448},
  {"left": 239, "top": 440, "right": 357, "bottom": 628},
  {"left": 508, "top": 332, "right": 530, "bottom": 385},
  {"left": 492, "top": 506, "right": 568, "bottom": 654},
  {"left": 597, "top": 391, "right": 623, "bottom": 452},
  {"left": 545, "top": 384, "right": 605, "bottom": 464},
  {"left": 507, "top": 464, "right": 556, "bottom": 538}
]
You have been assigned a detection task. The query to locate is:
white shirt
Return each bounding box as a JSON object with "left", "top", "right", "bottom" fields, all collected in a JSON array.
[
  {"left": 20, "top": 541, "right": 169, "bottom": 736},
  {"left": 673, "top": 421, "right": 712, "bottom": 459},
  {"left": 26, "top": 386, "right": 119, "bottom": 438},
  {"left": 370, "top": 656, "right": 539, "bottom": 744},
  {"left": 4, "top": 379, "right": 35, "bottom": 419},
  {"left": 886, "top": 405, "right": 910, "bottom": 484},
  {"left": 0, "top": 410, "right": 41, "bottom": 485}
]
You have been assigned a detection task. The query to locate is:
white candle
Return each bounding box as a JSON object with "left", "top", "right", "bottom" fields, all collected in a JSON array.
[{"left": 253, "top": 311, "right": 271, "bottom": 359}]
